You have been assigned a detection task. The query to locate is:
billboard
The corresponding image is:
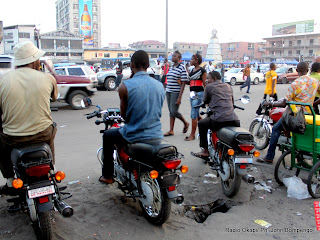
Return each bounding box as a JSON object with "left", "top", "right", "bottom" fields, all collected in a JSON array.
[
  {"left": 272, "top": 20, "right": 314, "bottom": 36},
  {"left": 79, "top": 0, "right": 93, "bottom": 46}
]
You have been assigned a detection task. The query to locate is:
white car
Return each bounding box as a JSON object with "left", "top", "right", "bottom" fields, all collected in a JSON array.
[
  {"left": 54, "top": 65, "right": 98, "bottom": 88},
  {"left": 224, "top": 68, "right": 264, "bottom": 85},
  {"left": 0, "top": 55, "right": 15, "bottom": 76}
]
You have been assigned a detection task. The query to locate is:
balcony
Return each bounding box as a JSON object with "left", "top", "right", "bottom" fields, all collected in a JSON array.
[{"left": 227, "top": 47, "right": 235, "bottom": 51}]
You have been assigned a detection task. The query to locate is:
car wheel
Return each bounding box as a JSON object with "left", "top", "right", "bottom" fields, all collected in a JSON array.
[
  {"left": 67, "top": 90, "right": 88, "bottom": 110},
  {"left": 281, "top": 77, "right": 287, "bottom": 84},
  {"left": 104, "top": 77, "right": 117, "bottom": 91},
  {"left": 230, "top": 77, "right": 236, "bottom": 86},
  {"left": 253, "top": 77, "right": 259, "bottom": 85}
]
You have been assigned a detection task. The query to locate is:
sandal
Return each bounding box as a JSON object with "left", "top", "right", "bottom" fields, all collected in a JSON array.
[
  {"left": 164, "top": 132, "right": 174, "bottom": 136},
  {"left": 190, "top": 151, "right": 209, "bottom": 160},
  {"left": 184, "top": 136, "right": 195, "bottom": 141},
  {"left": 99, "top": 176, "right": 114, "bottom": 184},
  {"left": 183, "top": 123, "right": 190, "bottom": 133}
]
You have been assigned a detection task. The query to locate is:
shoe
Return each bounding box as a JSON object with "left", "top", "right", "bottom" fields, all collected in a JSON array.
[
  {"left": 184, "top": 136, "right": 195, "bottom": 141},
  {"left": 257, "top": 157, "right": 273, "bottom": 164},
  {"left": 183, "top": 123, "right": 190, "bottom": 133},
  {"left": 99, "top": 176, "right": 114, "bottom": 184},
  {"left": 164, "top": 132, "right": 174, "bottom": 136},
  {"left": 246, "top": 92, "right": 250, "bottom": 94}
]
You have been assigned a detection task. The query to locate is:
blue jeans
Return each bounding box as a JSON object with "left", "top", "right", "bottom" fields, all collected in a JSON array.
[
  {"left": 116, "top": 74, "right": 123, "bottom": 87},
  {"left": 266, "top": 118, "right": 283, "bottom": 160},
  {"left": 154, "top": 75, "right": 161, "bottom": 82},
  {"left": 240, "top": 76, "right": 251, "bottom": 93},
  {"left": 190, "top": 91, "right": 204, "bottom": 119},
  {"left": 166, "top": 92, "right": 182, "bottom": 118}
]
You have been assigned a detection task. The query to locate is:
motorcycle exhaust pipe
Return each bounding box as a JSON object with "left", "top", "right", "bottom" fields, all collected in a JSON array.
[
  {"left": 242, "top": 174, "right": 255, "bottom": 183},
  {"left": 172, "top": 195, "right": 184, "bottom": 205},
  {"left": 54, "top": 199, "right": 74, "bottom": 217}
]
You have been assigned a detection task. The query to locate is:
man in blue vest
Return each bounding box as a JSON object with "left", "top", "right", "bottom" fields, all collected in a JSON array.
[{"left": 99, "top": 50, "right": 165, "bottom": 184}]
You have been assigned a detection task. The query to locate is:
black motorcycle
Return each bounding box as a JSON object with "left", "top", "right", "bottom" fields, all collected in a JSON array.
[
  {"left": 85, "top": 104, "right": 188, "bottom": 225},
  {"left": 4, "top": 142, "right": 73, "bottom": 240}
]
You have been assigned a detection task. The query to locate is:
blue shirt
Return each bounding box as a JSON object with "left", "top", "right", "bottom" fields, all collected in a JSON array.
[{"left": 119, "top": 71, "right": 165, "bottom": 142}]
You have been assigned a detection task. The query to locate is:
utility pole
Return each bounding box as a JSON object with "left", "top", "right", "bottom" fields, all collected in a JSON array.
[{"left": 165, "top": 0, "right": 168, "bottom": 59}]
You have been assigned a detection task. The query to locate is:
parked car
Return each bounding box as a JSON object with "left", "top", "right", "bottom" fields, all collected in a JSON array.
[
  {"left": 54, "top": 65, "right": 98, "bottom": 88},
  {"left": 40, "top": 58, "right": 96, "bottom": 110},
  {"left": 275, "top": 66, "right": 298, "bottom": 84},
  {"left": 97, "top": 59, "right": 157, "bottom": 91},
  {"left": 224, "top": 68, "right": 264, "bottom": 85},
  {"left": 0, "top": 55, "right": 14, "bottom": 76}
]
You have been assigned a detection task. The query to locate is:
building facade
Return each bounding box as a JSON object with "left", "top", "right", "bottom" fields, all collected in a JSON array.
[
  {"left": 263, "top": 33, "right": 320, "bottom": 63},
  {"left": 173, "top": 42, "right": 208, "bottom": 57},
  {"left": 2, "top": 25, "right": 36, "bottom": 54},
  {"left": 56, "top": 0, "right": 101, "bottom": 48},
  {"left": 129, "top": 40, "right": 167, "bottom": 59},
  {"left": 83, "top": 48, "right": 135, "bottom": 64},
  {"left": 220, "top": 42, "right": 266, "bottom": 63},
  {"left": 39, "top": 30, "right": 84, "bottom": 63}
]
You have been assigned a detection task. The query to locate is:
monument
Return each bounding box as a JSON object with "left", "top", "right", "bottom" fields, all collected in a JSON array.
[{"left": 205, "top": 29, "right": 222, "bottom": 63}]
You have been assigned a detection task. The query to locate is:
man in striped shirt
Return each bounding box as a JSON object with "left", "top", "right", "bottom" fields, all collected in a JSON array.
[{"left": 164, "top": 51, "right": 189, "bottom": 136}]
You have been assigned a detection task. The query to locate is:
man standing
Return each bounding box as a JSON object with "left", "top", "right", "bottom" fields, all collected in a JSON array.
[
  {"left": 161, "top": 58, "right": 170, "bottom": 88},
  {"left": 206, "top": 61, "right": 215, "bottom": 73},
  {"left": 256, "top": 63, "right": 278, "bottom": 115},
  {"left": 154, "top": 59, "right": 162, "bottom": 82},
  {"left": 257, "top": 62, "right": 320, "bottom": 164},
  {"left": 99, "top": 50, "right": 165, "bottom": 184},
  {"left": 240, "top": 64, "right": 251, "bottom": 93},
  {"left": 0, "top": 41, "right": 58, "bottom": 193}
]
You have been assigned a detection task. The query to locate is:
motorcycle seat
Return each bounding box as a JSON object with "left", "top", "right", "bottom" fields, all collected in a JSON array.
[
  {"left": 217, "top": 127, "right": 253, "bottom": 148},
  {"left": 11, "top": 143, "right": 53, "bottom": 168},
  {"left": 124, "top": 139, "right": 176, "bottom": 160}
]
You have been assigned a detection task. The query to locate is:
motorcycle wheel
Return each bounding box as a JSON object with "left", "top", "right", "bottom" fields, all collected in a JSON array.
[
  {"left": 139, "top": 172, "right": 171, "bottom": 226},
  {"left": 221, "top": 156, "right": 241, "bottom": 198},
  {"left": 249, "top": 119, "right": 270, "bottom": 150},
  {"left": 274, "top": 150, "right": 301, "bottom": 186},
  {"left": 33, "top": 212, "right": 53, "bottom": 240}
]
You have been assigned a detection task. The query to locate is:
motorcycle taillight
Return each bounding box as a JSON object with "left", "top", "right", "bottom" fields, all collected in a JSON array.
[
  {"left": 26, "top": 164, "right": 51, "bottom": 177},
  {"left": 163, "top": 159, "right": 181, "bottom": 169},
  {"left": 238, "top": 144, "right": 254, "bottom": 152}
]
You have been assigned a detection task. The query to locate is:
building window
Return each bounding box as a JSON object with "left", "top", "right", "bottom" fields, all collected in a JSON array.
[
  {"left": 93, "top": 15, "right": 98, "bottom": 21},
  {"left": 309, "top": 50, "right": 313, "bottom": 56},
  {"left": 73, "top": 4, "right": 78, "bottom": 10},
  {"left": 288, "top": 50, "right": 292, "bottom": 56},
  {"left": 310, "top": 39, "right": 314, "bottom": 46},
  {"left": 297, "top": 40, "right": 301, "bottom": 46},
  {"left": 18, "top": 32, "right": 31, "bottom": 38},
  {"left": 189, "top": 46, "right": 191, "bottom": 49},
  {"left": 104, "top": 53, "right": 110, "bottom": 58},
  {"left": 117, "top": 53, "right": 123, "bottom": 57},
  {"left": 289, "top": 40, "right": 292, "bottom": 47},
  {"left": 248, "top": 43, "right": 254, "bottom": 50},
  {"left": 151, "top": 54, "right": 157, "bottom": 58},
  {"left": 4, "top": 33, "right": 13, "bottom": 39},
  {"left": 296, "top": 50, "right": 300, "bottom": 55}
]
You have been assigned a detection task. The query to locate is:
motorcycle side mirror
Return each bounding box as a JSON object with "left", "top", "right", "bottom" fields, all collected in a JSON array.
[
  {"left": 240, "top": 95, "right": 250, "bottom": 104},
  {"left": 81, "top": 97, "right": 92, "bottom": 108}
]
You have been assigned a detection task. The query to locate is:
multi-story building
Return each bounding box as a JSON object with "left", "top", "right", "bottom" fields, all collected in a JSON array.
[
  {"left": 263, "top": 33, "right": 320, "bottom": 63},
  {"left": 39, "top": 30, "right": 84, "bottom": 63},
  {"left": 129, "top": 40, "right": 166, "bottom": 59},
  {"left": 173, "top": 42, "right": 208, "bottom": 57},
  {"left": 56, "top": 0, "right": 101, "bottom": 48},
  {"left": 220, "top": 42, "right": 266, "bottom": 63},
  {"left": 2, "top": 25, "right": 36, "bottom": 54}
]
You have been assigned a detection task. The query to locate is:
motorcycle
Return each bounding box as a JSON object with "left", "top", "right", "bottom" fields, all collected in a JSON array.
[
  {"left": 249, "top": 98, "right": 289, "bottom": 150},
  {"left": 4, "top": 142, "right": 73, "bottom": 240},
  {"left": 196, "top": 96, "right": 259, "bottom": 197},
  {"left": 84, "top": 102, "right": 188, "bottom": 226}
]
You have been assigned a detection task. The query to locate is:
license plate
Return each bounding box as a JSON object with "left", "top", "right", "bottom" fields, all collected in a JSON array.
[
  {"left": 28, "top": 185, "right": 55, "bottom": 199},
  {"left": 235, "top": 157, "right": 253, "bottom": 164}
]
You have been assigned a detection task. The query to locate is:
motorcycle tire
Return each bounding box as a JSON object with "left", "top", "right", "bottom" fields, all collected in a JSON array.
[
  {"left": 221, "top": 156, "right": 241, "bottom": 198},
  {"left": 249, "top": 119, "right": 270, "bottom": 150},
  {"left": 33, "top": 212, "right": 53, "bottom": 240},
  {"left": 139, "top": 172, "right": 171, "bottom": 226}
]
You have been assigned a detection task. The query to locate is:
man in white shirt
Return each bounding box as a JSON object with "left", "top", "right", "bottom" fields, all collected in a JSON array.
[
  {"left": 154, "top": 60, "right": 162, "bottom": 81},
  {"left": 205, "top": 61, "right": 215, "bottom": 73}
]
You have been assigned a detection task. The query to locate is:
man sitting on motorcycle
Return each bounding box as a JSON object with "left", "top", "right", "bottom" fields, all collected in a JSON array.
[
  {"left": 99, "top": 50, "right": 165, "bottom": 184},
  {"left": 192, "top": 71, "right": 240, "bottom": 158},
  {"left": 257, "top": 62, "right": 320, "bottom": 164},
  {"left": 0, "top": 41, "right": 58, "bottom": 194}
]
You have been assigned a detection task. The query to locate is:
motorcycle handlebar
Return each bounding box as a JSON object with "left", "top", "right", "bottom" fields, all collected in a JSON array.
[
  {"left": 86, "top": 111, "right": 99, "bottom": 119},
  {"left": 234, "top": 105, "right": 245, "bottom": 110}
]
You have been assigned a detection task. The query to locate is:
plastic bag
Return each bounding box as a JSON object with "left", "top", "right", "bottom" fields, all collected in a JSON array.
[
  {"left": 282, "top": 107, "right": 306, "bottom": 135},
  {"left": 283, "top": 176, "right": 311, "bottom": 199}
]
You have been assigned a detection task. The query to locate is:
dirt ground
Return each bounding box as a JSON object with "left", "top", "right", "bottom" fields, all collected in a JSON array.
[{"left": 0, "top": 82, "right": 319, "bottom": 240}]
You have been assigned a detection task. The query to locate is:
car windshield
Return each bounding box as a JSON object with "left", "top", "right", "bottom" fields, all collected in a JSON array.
[
  {"left": 227, "top": 68, "right": 240, "bottom": 73},
  {"left": 83, "top": 66, "right": 95, "bottom": 75},
  {"left": 275, "top": 68, "right": 287, "bottom": 74},
  {"left": 68, "top": 67, "right": 85, "bottom": 75}
]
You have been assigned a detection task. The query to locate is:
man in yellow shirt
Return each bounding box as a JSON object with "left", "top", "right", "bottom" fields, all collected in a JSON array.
[
  {"left": 0, "top": 41, "right": 58, "bottom": 194},
  {"left": 256, "top": 63, "right": 278, "bottom": 115}
]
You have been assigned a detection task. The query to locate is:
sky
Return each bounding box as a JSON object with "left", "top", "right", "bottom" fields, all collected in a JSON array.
[{"left": 1, "top": 0, "right": 319, "bottom": 48}]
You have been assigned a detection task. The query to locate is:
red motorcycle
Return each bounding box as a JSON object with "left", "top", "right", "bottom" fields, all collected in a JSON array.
[{"left": 249, "top": 98, "right": 290, "bottom": 150}]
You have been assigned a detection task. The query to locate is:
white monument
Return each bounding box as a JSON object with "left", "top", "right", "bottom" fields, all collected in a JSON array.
[{"left": 205, "top": 29, "right": 222, "bottom": 63}]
